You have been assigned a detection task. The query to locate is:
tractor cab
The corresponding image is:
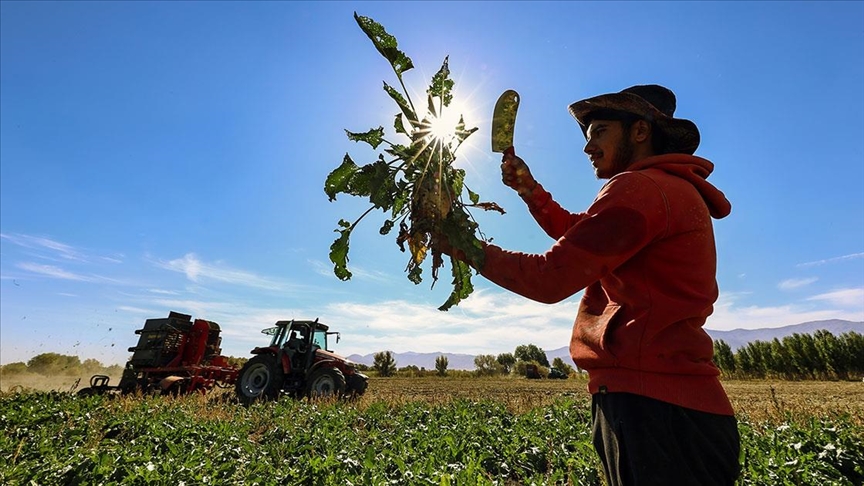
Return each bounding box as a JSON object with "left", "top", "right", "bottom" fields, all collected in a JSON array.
[
  {"left": 262, "top": 319, "right": 340, "bottom": 353},
  {"left": 236, "top": 318, "right": 367, "bottom": 404}
]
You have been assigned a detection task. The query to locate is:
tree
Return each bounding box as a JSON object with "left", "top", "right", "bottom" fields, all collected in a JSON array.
[
  {"left": 373, "top": 351, "right": 396, "bottom": 377},
  {"left": 435, "top": 355, "right": 449, "bottom": 377},
  {"left": 496, "top": 353, "right": 516, "bottom": 374},
  {"left": 514, "top": 344, "right": 549, "bottom": 367},
  {"left": 81, "top": 358, "right": 104, "bottom": 374},
  {"left": 27, "top": 353, "right": 81, "bottom": 376},
  {"left": 551, "top": 357, "right": 575, "bottom": 376},
  {"left": 839, "top": 331, "right": 864, "bottom": 376},
  {"left": 713, "top": 340, "right": 736, "bottom": 376},
  {"left": 473, "top": 354, "right": 501, "bottom": 376},
  {"left": 0, "top": 362, "right": 28, "bottom": 375}
]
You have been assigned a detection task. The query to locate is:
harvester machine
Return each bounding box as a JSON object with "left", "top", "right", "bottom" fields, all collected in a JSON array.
[{"left": 78, "top": 311, "right": 239, "bottom": 396}]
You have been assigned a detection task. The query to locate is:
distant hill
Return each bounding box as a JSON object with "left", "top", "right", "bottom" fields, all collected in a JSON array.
[
  {"left": 704, "top": 319, "right": 863, "bottom": 351},
  {"left": 351, "top": 319, "right": 863, "bottom": 370}
]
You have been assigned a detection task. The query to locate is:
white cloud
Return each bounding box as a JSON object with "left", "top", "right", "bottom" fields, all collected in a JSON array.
[
  {"left": 777, "top": 277, "right": 818, "bottom": 290},
  {"left": 316, "top": 289, "right": 578, "bottom": 356},
  {"left": 1, "top": 233, "right": 84, "bottom": 260},
  {"left": 308, "top": 258, "right": 393, "bottom": 282},
  {"left": 706, "top": 289, "right": 864, "bottom": 331},
  {"left": 797, "top": 252, "right": 864, "bottom": 268},
  {"left": 156, "top": 253, "right": 299, "bottom": 291},
  {"left": 807, "top": 288, "right": 864, "bottom": 307},
  {"left": 147, "top": 288, "right": 180, "bottom": 295},
  {"left": 16, "top": 262, "right": 91, "bottom": 281}
]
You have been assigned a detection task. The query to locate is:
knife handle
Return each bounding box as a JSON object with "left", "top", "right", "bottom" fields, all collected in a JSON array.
[{"left": 504, "top": 146, "right": 515, "bottom": 157}]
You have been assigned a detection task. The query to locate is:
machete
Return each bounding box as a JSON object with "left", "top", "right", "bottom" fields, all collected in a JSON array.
[{"left": 491, "top": 89, "right": 520, "bottom": 157}]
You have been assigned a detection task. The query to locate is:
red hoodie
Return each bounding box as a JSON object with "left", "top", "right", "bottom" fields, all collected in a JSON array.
[{"left": 479, "top": 153, "right": 734, "bottom": 415}]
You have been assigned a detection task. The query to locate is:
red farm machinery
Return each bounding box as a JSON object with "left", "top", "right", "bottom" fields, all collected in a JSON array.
[
  {"left": 78, "top": 311, "right": 238, "bottom": 396},
  {"left": 234, "top": 318, "right": 369, "bottom": 404},
  {"left": 77, "top": 311, "right": 368, "bottom": 403}
]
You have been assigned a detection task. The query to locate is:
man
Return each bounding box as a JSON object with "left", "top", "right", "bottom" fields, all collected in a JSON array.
[{"left": 443, "top": 85, "right": 740, "bottom": 485}]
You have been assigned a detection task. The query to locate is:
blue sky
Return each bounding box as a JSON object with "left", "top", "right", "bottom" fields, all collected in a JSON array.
[{"left": 2, "top": 1, "right": 862, "bottom": 365}]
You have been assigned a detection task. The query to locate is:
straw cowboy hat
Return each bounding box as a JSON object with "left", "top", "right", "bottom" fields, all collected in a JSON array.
[{"left": 568, "top": 84, "right": 700, "bottom": 155}]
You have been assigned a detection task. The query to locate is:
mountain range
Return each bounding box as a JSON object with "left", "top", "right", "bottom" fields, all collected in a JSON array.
[{"left": 346, "top": 319, "right": 863, "bottom": 371}]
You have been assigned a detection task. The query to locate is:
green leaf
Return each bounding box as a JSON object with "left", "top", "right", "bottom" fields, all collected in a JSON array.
[
  {"left": 329, "top": 221, "right": 353, "bottom": 281},
  {"left": 449, "top": 168, "right": 466, "bottom": 197},
  {"left": 467, "top": 187, "right": 480, "bottom": 205},
  {"left": 379, "top": 219, "right": 395, "bottom": 235},
  {"left": 427, "top": 93, "right": 438, "bottom": 118},
  {"left": 428, "top": 56, "right": 454, "bottom": 106},
  {"left": 345, "top": 126, "right": 385, "bottom": 149},
  {"left": 324, "top": 154, "right": 359, "bottom": 202},
  {"left": 441, "top": 206, "right": 485, "bottom": 270},
  {"left": 407, "top": 265, "right": 423, "bottom": 284},
  {"left": 385, "top": 143, "right": 420, "bottom": 161},
  {"left": 394, "top": 113, "right": 407, "bottom": 135},
  {"left": 367, "top": 156, "right": 398, "bottom": 210},
  {"left": 384, "top": 82, "right": 418, "bottom": 128},
  {"left": 390, "top": 180, "right": 410, "bottom": 217},
  {"left": 455, "top": 116, "right": 479, "bottom": 144},
  {"left": 354, "top": 12, "right": 414, "bottom": 78}
]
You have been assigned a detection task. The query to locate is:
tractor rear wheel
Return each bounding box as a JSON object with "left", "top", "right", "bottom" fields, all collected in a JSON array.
[
  {"left": 235, "top": 354, "right": 283, "bottom": 404},
  {"left": 306, "top": 367, "right": 346, "bottom": 398}
]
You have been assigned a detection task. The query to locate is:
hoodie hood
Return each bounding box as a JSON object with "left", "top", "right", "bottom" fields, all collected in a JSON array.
[{"left": 628, "top": 153, "right": 731, "bottom": 219}]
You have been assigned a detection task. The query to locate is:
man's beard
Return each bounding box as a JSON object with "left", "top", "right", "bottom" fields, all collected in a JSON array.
[{"left": 595, "top": 137, "right": 635, "bottom": 179}]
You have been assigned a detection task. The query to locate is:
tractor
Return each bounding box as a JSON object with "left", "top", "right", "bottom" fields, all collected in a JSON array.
[
  {"left": 235, "top": 318, "right": 368, "bottom": 403},
  {"left": 78, "top": 311, "right": 239, "bottom": 396}
]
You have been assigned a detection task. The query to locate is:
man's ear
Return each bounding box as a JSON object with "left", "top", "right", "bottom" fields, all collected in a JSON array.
[{"left": 631, "top": 120, "right": 652, "bottom": 144}]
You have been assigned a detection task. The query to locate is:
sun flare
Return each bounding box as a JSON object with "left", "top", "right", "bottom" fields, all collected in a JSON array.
[
  {"left": 428, "top": 110, "right": 461, "bottom": 141},
  {"left": 423, "top": 98, "right": 473, "bottom": 146}
]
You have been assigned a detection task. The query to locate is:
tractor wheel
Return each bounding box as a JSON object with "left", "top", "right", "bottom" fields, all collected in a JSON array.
[
  {"left": 235, "top": 354, "right": 283, "bottom": 405},
  {"left": 306, "top": 367, "right": 346, "bottom": 398}
]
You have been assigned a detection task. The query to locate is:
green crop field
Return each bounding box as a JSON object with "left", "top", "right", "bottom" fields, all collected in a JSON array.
[{"left": 1, "top": 376, "right": 862, "bottom": 485}]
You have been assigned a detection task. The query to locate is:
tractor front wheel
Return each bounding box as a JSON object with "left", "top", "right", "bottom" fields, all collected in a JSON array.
[
  {"left": 235, "top": 354, "right": 283, "bottom": 404},
  {"left": 306, "top": 367, "right": 346, "bottom": 398}
]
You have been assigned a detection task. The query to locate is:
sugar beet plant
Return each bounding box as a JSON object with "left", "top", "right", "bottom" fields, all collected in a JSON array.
[{"left": 325, "top": 13, "right": 503, "bottom": 311}]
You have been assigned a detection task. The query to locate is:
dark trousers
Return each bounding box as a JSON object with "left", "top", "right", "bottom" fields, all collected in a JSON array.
[{"left": 592, "top": 392, "right": 741, "bottom": 486}]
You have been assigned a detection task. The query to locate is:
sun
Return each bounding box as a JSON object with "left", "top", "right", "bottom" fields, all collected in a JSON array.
[
  {"left": 428, "top": 108, "right": 462, "bottom": 142},
  {"left": 424, "top": 98, "right": 472, "bottom": 146}
]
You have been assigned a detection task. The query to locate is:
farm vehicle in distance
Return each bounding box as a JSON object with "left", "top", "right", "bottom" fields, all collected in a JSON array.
[
  {"left": 78, "top": 311, "right": 239, "bottom": 396},
  {"left": 235, "top": 318, "right": 369, "bottom": 404},
  {"left": 77, "top": 312, "right": 367, "bottom": 402}
]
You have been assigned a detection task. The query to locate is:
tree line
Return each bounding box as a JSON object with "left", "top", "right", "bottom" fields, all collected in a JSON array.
[
  {"left": 368, "top": 343, "right": 577, "bottom": 378},
  {"left": 713, "top": 330, "right": 863, "bottom": 380},
  {"left": 5, "top": 331, "right": 860, "bottom": 382},
  {"left": 0, "top": 352, "right": 124, "bottom": 377}
]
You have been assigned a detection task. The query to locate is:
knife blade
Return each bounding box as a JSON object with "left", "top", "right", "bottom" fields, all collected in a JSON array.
[{"left": 491, "top": 89, "right": 520, "bottom": 156}]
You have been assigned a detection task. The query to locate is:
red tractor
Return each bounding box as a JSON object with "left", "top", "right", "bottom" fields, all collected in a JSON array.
[
  {"left": 78, "top": 311, "right": 239, "bottom": 396},
  {"left": 235, "top": 318, "right": 368, "bottom": 403}
]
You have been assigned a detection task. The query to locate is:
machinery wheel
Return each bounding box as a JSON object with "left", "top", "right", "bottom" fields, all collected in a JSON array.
[
  {"left": 306, "top": 367, "right": 346, "bottom": 398},
  {"left": 346, "top": 373, "right": 369, "bottom": 397},
  {"left": 235, "top": 354, "right": 283, "bottom": 404}
]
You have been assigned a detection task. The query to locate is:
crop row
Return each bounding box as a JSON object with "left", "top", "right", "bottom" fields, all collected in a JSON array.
[{"left": 1, "top": 390, "right": 861, "bottom": 485}]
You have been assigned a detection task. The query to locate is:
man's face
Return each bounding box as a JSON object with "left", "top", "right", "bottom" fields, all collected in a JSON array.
[{"left": 584, "top": 120, "right": 635, "bottom": 179}]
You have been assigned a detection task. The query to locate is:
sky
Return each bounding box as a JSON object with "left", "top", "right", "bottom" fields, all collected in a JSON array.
[{"left": 1, "top": 1, "right": 863, "bottom": 366}]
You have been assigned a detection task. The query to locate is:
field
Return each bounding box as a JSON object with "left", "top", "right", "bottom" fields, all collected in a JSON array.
[{"left": 1, "top": 375, "right": 862, "bottom": 485}]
